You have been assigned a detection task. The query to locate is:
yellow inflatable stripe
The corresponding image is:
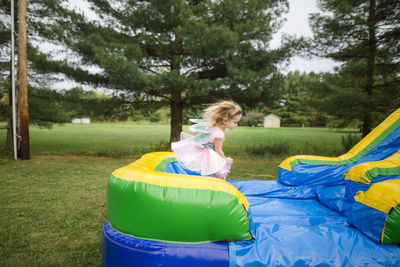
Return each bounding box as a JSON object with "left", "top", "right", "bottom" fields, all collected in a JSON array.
[
  {"left": 381, "top": 217, "right": 390, "bottom": 243},
  {"left": 112, "top": 152, "right": 249, "bottom": 210},
  {"left": 279, "top": 155, "right": 341, "bottom": 171},
  {"left": 279, "top": 108, "right": 400, "bottom": 171},
  {"left": 354, "top": 180, "right": 400, "bottom": 214},
  {"left": 127, "top": 151, "right": 173, "bottom": 171},
  {"left": 344, "top": 149, "right": 400, "bottom": 184}
]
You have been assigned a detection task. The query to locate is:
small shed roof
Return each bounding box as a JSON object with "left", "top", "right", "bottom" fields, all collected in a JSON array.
[{"left": 264, "top": 114, "right": 281, "bottom": 119}]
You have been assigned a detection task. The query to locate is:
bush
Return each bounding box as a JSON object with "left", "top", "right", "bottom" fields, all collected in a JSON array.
[
  {"left": 150, "top": 112, "right": 161, "bottom": 122},
  {"left": 341, "top": 133, "right": 362, "bottom": 152},
  {"left": 150, "top": 140, "right": 171, "bottom": 151},
  {"left": 183, "top": 107, "right": 204, "bottom": 124},
  {"left": 245, "top": 142, "right": 290, "bottom": 157},
  {"left": 240, "top": 112, "right": 264, "bottom": 127}
]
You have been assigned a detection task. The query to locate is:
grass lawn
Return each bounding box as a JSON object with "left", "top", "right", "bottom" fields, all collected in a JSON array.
[
  {"left": 2, "top": 122, "right": 352, "bottom": 158},
  {"left": 0, "top": 156, "right": 132, "bottom": 267},
  {"left": 0, "top": 123, "right": 358, "bottom": 266}
]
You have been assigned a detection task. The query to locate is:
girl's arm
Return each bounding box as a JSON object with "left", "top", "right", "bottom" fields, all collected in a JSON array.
[
  {"left": 214, "top": 138, "right": 233, "bottom": 164},
  {"left": 214, "top": 138, "right": 225, "bottom": 158}
]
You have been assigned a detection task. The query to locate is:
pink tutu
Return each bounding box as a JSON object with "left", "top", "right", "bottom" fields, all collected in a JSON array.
[{"left": 171, "top": 123, "right": 231, "bottom": 179}]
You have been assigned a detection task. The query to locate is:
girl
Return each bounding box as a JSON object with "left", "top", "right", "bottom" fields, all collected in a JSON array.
[{"left": 171, "top": 100, "right": 242, "bottom": 180}]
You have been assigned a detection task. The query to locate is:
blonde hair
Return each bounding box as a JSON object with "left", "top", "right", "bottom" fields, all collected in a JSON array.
[{"left": 203, "top": 100, "right": 242, "bottom": 127}]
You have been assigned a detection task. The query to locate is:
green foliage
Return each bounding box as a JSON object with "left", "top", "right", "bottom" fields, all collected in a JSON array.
[
  {"left": 131, "top": 108, "right": 162, "bottom": 123},
  {"left": 0, "top": 0, "right": 305, "bottom": 141},
  {"left": 0, "top": 81, "right": 144, "bottom": 127},
  {"left": 309, "top": 0, "right": 400, "bottom": 135},
  {"left": 0, "top": 0, "right": 109, "bottom": 88},
  {"left": 245, "top": 142, "right": 290, "bottom": 157},
  {"left": 341, "top": 132, "right": 362, "bottom": 152},
  {"left": 150, "top": 140, "right": 171, "bottom": 151},
  {"left": 310, "top": 65, "right": 367, "bottom": 129},
  {"left": 311, "top": 63, "right": 398, "bottom": 130},
  {"left": 62, "top": 87, "right": 131, "bottom": 121},
  {"left": 182, "top": 106, "right": 204, "bottom": 124},
  {"left": 28, "top": 86, "right": 71, "bottom": 128},
  {"left": 271, "top": 71, "right": 327, "bottom": 127},
  {"left": 0, "top": 78, "right": 71, "bottom": 128},
  {"left": 0, "top": 76, "right": 10, "bottom": 121},
  {"left": 149, "top": 113, "right": 161, "bottom": 122},
  {"left": 240, "top": 111, "right": 264, "bottom": 127},
  {"left": 2, "top": 0, "right": 301, "bottom": 140}
]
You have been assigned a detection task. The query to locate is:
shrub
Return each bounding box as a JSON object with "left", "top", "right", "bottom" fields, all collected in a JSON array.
[
  {"left": 341, "top": 133, "right": 362, "bottom": 152},
  {"left": 150, "top": 112, "right": 161, "bottom": 122},
  {"left": 150, "top": 140, "right": 171, "bottom": 151},
  {"left": 240, "top": 112, "right": 264, "bottom": 127},
  {"left": 245, "top": 142, "right": 290, "bottom": 157}
]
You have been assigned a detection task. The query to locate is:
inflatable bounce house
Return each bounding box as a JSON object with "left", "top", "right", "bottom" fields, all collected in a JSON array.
[{"left": 102, "top": 109, "right": 400, "bottom": 267}]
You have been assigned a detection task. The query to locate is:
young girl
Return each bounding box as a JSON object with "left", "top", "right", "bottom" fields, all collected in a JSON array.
[{"left": 171, "top": 100, "right": 242, "bottom": 180}]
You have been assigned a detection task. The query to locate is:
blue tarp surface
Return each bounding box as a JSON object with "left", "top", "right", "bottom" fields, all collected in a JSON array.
[
  {"left": 228, "top": 180, "right": 400, "bottom": 267},
  {"left": 103, "top": 160, "right": 400, "bottom": 267},
  {"left": 164, "top": 162, "right": 400, "bottom": 266}
]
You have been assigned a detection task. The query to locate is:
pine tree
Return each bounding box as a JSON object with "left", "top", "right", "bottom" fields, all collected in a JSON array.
[
  {"left": 309, "top": 0, "right": 400, "bottom": 136},
  {"left": 2, "top": 0, "right": 298, "bottom": 142},
  {"left": 39, "top": 0, "right": 294, "bottom": 141},
  {"left": 272, "top": 71, "right": 326, "bottom": 127},
  {"left": 1, "top": 0, "right": 87, "bottom": 152}
]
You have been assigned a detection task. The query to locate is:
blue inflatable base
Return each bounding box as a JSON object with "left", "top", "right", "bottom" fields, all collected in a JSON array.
[{"left": 102, "top": 220, "right": 229, "bottom": 267}]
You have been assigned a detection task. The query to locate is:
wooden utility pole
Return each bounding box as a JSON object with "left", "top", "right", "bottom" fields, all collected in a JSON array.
[{"left": 17, "top": 0, "right": 30, "bottom": 160}]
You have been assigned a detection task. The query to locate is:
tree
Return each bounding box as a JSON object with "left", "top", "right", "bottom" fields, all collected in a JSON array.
[
  {"left": 240, "top": 111, "right": 264, "bottom": 127},
  {"left": 37, "top": 0, "right": 296, "bottom": 141},
  {"left": 28, "top": 86, "right": 71, "bottom": 127},
  {"left": 62, "top": 87, "right": 134, "bottom": 121},
  {"left": 0, "top": 0, "right": 140, "bottom": 151},
  {"left": 0, "top": 82, "right": 74, "bottom": 128},
  {"left": 309, "top": 0, "right": 400, "bottom": 136},
  {"left": 271, "top": 71, "right": 326, "bottom": 127}
]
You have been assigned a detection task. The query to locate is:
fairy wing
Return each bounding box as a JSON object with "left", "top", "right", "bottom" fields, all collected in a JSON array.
[
  {"left": 189, "top": 119, "right": 208, "bottom": 124},
  {"left": 188, "top": 119, "right": 209, "bottom": 133},
  {"left": 193, "top": 132, "right": 211, "bottom": 145},
  {"left": 187, "top": 119, "right": 211, "bottom": 145}
]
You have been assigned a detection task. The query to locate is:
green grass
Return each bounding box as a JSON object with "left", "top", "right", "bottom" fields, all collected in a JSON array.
[
  {"left": 26, "top": 123, "right": 172, "bottom": 158},
  {"left": 1, "top": 123, "right": 352, "bottom": 158},
  {"left": 0, "top": 123, "right": 358, "bottom": 266},
  {"left": 0, "top": 156, "right": 132, "bottom": 266}
]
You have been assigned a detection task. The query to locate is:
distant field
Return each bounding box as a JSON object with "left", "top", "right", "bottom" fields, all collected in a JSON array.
[
  {"left": 1, "top": 122, "right": 356, "bottom": 158},
  {"left": 0, "top": 122, "right": 358, "bottom": 180}
]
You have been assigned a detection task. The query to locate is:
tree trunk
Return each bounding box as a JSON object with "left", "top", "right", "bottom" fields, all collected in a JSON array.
[
  {"left": 6, "top": 63, "right": 13, "bottom": 152},
  {"left": 6, "top": 119, "right": 12, "bottom": 151},
  {"left": 170, "top": 90, "right": 183, "bottom": 143},
  {"left": 169, "top": 32, "right": 184, "bottom": 143},
  {"left": 363, "top": 0, "right": 376, "bottom": 137},
  {"left": 17, "top": 0, "right": 30, "bottom": 160}
]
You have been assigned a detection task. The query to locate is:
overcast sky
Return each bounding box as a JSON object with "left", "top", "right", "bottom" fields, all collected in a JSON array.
[{"left": 273, "top": 0, "right": 339, "bottom": 73}]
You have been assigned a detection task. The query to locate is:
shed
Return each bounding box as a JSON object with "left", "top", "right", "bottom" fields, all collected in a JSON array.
[
  {"left": 72, "top": 118, "right": 91, "bottom": 124},
  {"left": 263, "top": 114, "right": 281, "bottom": 128}
]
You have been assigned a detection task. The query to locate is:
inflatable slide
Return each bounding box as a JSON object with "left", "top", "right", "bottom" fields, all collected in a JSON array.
[{"left": 103, "top": 108, "right": 400, "bottom": 266}]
